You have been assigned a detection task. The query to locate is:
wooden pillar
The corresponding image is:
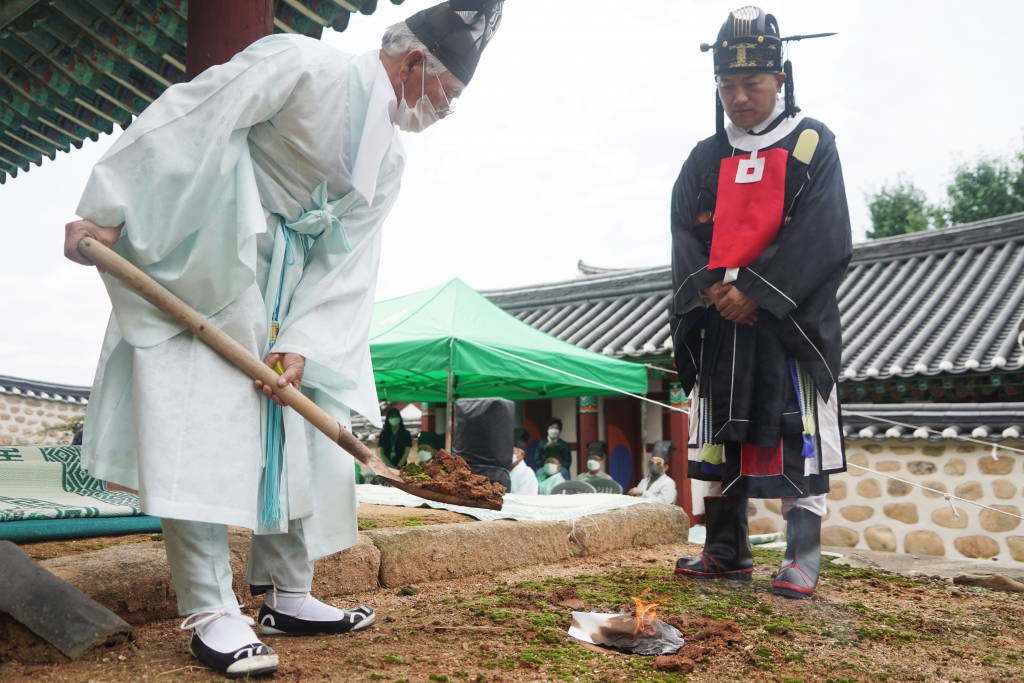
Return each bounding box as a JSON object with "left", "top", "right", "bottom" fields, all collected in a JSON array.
[
  {"left": 668, "top": 382, "right": 695, "bottom": 524},
  {"left": 577, "top": 396, "right": 598, "bottom": 474},
  {"left": 187, "top": 0, "right": 274, "bottom": 80},
  {"left": 420, "top": 403, "right": 436, "bottom": 433}
]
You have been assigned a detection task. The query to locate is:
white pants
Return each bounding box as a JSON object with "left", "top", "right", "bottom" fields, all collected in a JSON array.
[
  {"left": 162, "top": 517, "right": 314, "bottom": 616},
  {"left": 706, "top": 483, "right": 827, "bottom": 519}
]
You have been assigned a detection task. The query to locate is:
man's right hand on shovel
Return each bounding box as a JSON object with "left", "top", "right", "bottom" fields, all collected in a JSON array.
[{"left": 64, "top": 219, "right": 122, "bottom": 268}]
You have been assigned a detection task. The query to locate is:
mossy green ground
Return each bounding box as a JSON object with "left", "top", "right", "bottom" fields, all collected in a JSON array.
[{"left": 5, "top": 545, "right": 1024, "bottom": 682}]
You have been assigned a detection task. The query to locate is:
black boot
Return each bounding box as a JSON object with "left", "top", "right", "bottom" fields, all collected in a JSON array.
[
  {"left": 675, "top": 496, "right": 753, "bottom": 580},
  {"left": 772, "top": 507, "right": 822, "bottom": 599}
]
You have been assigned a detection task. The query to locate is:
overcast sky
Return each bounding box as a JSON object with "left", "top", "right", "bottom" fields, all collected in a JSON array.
[{"left": 3, "top": 0, "right": 1024, "bottom": 386}]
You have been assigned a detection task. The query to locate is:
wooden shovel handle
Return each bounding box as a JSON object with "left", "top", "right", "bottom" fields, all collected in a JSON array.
[{"left": 77, "top": 237, "right": 395, "bottom": 478}]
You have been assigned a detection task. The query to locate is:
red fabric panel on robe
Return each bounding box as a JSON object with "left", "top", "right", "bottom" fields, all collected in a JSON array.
[
  {"left": 740, "top": 440, "right": 784, "bottom": 477},
  {"left": 709, "top": 148, "right": 788, "bottom": 269}
]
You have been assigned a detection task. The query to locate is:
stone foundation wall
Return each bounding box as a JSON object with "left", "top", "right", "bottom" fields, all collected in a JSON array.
[
  {"left": 748, "top": 438, "right": 1024, "bottom": 562},
  {"left": 0, "top": 394, "right": 86, "bottom": 446}
]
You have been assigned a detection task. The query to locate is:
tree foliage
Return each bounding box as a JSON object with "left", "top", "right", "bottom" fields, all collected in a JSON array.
[
  {"left": 867, "top": 143, "right": 1024, "bottom": 239},
  {"left": 946, "top": 152, "right": 1024, "bottom": 224},
  {"left": 865, "top": 176, "right": 935, "bottom": 239}
]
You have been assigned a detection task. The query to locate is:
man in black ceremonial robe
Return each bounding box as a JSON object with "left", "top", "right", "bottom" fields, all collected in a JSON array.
[{"left": 671, "top": 6, "right": 851, "bottom": 599}]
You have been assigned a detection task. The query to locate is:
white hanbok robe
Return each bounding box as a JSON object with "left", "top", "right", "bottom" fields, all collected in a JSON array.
[
  {"left": 76, "top": 35, "right": 405, "bottom": 560},
  {"left": 637, "top": 475, "right": 678, "bottom": 506}
]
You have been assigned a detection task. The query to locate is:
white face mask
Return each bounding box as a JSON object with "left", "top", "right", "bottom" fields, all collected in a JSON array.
[
  {"left": 396, "top": 63, "right": 444, "bottom": 133},
  {"left": 418, "top": 450, "right": 432, "bottom": 463},
  {"left": 544, "top": 462, "right": 561, "bottom": 476},
  {"left": 587, "top": 459, "right": 601, "bottom": 472},
  {"left": 547, "top": 428, "right": 560, "bottom": 440}
]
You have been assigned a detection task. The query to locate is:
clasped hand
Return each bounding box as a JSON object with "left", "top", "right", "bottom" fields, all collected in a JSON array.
[
  {"left": 703, "top": 281, "right": 759, "bottom": 326},
  {"left": 255, "top": 353, "right": 306, "bottom": 406},
  {"left": 64, "top": 219, "right": 123, "bottom": 271}
]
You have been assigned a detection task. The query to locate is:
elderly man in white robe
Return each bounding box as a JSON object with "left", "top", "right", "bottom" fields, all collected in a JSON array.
[
  {"left": 62, "top": 2, "right": 503, "bottom": 678},
  {"left": 628, "top": 442, "right": 679, "bottom": 506}
]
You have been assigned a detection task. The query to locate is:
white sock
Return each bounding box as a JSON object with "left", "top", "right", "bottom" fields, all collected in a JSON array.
[
  {"left": 266, "top": 590, "right": 346, "bottom": 622},
  {"left": 182, "top": 608, "right": 259, "bottom": 653}
]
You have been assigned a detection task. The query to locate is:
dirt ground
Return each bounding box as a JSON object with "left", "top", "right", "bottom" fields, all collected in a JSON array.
[{"left": 3, "top": 540, "right": 1024, "bottom": 683}]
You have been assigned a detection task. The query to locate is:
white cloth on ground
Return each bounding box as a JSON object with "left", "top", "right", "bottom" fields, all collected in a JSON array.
[
  {"left": 509, "top": 460, "right": 539, "bottom": 495},
  {"left": 637, "top": 474, "right": 677, "bottom": 505},
  {"left": 78, "top": 35, "right": 406, "bottom": 559}
]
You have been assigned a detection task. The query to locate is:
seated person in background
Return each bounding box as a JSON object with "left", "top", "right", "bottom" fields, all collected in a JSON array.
[
  {"left": 509, "top": 446, "right": 539, "bottom": 495},
  {"left": 575, "top": 441, "right": 608, "bottom": 483},
  {"left": 537, "top": 453, "right": 566, "bottom": 495},
  {"left": 628, "top": 443, "right": 677, "bottom": 505},
  {"left": 378, "top": 407, "right": 413, "bottom": 469},
  {"left": 415, "top": 431, "right": 442, "bottom": 464},
  {"left": 542, "top": 418, "right": 572, "bottom": 481}
]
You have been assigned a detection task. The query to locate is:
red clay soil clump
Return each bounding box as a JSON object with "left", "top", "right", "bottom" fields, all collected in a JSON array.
[
  {"left": 654, "top": 616, "right": 744, "bottom": 673},
  {"left": 400, "top": 450, "right": 505, "bottom": 508}
]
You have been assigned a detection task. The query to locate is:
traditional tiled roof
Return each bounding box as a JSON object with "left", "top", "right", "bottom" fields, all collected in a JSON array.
[
  {"left": 483, "top": 212, "right": 1024, "bottom": 384},
  {"left": 0, "top": 0, "right": 390, "bottom": 183},
  {"left": 842, "top": 402, "right": 1024, "bottom": 443},
  {"left": 0, "top": 374, "right": 90, "bottom": 404}
]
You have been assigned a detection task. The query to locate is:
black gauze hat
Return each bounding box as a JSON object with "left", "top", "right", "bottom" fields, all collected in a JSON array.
[
  {"left": 406, "top": 0, "right": 503, "bottom": 85},
  {"left": 710, "top": 6, "right": 782, "bottom": 75}
]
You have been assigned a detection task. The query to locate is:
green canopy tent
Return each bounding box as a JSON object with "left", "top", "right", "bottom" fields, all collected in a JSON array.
[{"left": 368, "top": 279, "right": 649, "bottom": 448}]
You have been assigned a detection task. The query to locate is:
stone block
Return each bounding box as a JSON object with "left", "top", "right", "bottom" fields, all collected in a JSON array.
[
  {"left": 907, "top": 461, "right": 936, "bottom": 475},
  {"left": 748, "top": 518, "right": 778, "bottom": 535},
  {"left": 979, "top": 505, "right": 1021, "bottom": 533},
  {"left": 840, "top": 505, "right": 874, "bottom": 522},
  {"left": 953, "top": 535, "right": 1000, "bottom": 559},
  {"left": 921, "top": 480, "right": 947, "bottom": 498},
  {"left": 953, "top": 573, "right": 1024, "bottom": 593},
  {"left": 954, "top": 481, "right": 983, "bottom": 500},
  {"left": 857, "top": 479, "right": 881, "bottom": 498},
  {"left": 764, "top": 499, "right": 782, "bottom": 515},
  {"left": 890, "top": 446, "right": 914, "bottom": 455},
  {"left": 944, "top": 458, "right": 966, "bottom": 476},
  {"left": 371, "top": 504, "right": 689, "bottom": 587},
  {"left": 992, "top": 480, "right": 1017, "bottom": 499},
  {"left": 865, "top": 445, "right": 883, "bottom": 454},
  {"left": 826, "top": 481, "right": 847, "bottom": 501},
  {"left": 883, "top": 503, "right": 918, "bottom": 524},
  {"left": 41, "top": 542, "right": 177, "bottom": 626},
  {"left": 875, "top": 461, "right": 901, "bottom": 471},
  {"left": 979, "top": 455, "right": 1015, "bottom": 475},
  {"left": 887, "top": 480, "right": 912, "bottom": 497},
  {"left": 864, "top": 525, "right": 897, "bottom": 552},
  {"left": 821, "top": 526, "right": 858, "bottom": 547},
  {"left": 1007, "top": 536, "right": 1024, "bottom": 562},
  {"left": 847, "top": 452, "right": 868, "bottom": 476},
  {"left": 904, "top": 530, "right": 944, "bottom": 556},
  {"left": 922, "top": 445, "right": 946, "bottom": 457},
  {"left": 957, "top": 445, "right": 977, "bottom": 453},
  {"left": 932, "top": 506, "right": 968, "bottom": 529},
  {"left": 747, "top": 502, "right": 757, "bottom": 517},
  {"left": 311, "top": 535, "right": 382, "bottom": 598}
]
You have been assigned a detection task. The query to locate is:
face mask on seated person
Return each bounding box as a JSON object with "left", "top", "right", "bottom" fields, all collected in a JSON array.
[
  {"left": 388, "top": 417, "right": 400, "bottom": 428},
  {"left": 587, "top": 459, "right": 601, "bottom": 472},
  {"left": 649, "top": 464, "right": 665, "bottom": 478},
  {"left": 418, "top": 450, "right": 432, "bottom": 463},
  {"left": 544, "top": 463, "right": 561, "bottom": 476},
  {"left": 547, "top": 428, "right": 560, "bottom": 440}
]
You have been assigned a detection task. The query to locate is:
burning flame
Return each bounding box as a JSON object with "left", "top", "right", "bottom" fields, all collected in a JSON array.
[{"left": 630, "top": 588, "right": 660, "bottom": 635}]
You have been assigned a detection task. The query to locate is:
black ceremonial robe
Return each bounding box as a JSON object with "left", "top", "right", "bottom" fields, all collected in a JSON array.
[{"left": 671, "top": 116, "right": 852, "bottom": 499}]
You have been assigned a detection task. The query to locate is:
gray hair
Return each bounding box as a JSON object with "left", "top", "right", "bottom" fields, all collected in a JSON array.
[{"left": 381, "top": 21, "right": 448, "bottom": 76}]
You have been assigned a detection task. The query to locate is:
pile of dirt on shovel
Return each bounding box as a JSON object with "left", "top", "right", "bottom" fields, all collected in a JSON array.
[{"left": 400, "top": 449, "right": 505, "bottom": 508}]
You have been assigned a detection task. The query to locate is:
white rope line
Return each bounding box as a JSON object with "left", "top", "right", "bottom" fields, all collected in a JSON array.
[
  {"left": 847, "top": 463, "right": 1024, "bottom": 521},
  {"left": 458, "top": 338, "right": 689, "bottom": 413},
  {"left": 844, "top": 410, "right": 1024, "bottom": 455},
  {"left": 644, "top": 363, "right": 678, "bottom": 375}
]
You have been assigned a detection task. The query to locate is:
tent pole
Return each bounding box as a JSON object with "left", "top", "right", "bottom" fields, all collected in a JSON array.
[{"left": 446, "top": 370, "right": 454, "bottom": 451}]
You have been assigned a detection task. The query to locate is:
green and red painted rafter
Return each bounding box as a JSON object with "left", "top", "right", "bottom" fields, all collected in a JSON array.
[{"left": 0, "top": 0, "right": 395, "bottom": 182}]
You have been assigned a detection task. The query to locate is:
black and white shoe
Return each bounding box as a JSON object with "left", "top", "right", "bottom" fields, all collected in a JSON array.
[
  {"left": 189, "top": 632, "right": 278, "bottom": 679},
  {"left": 258, "top": 602, "right": 375, "bottom": 636}
]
